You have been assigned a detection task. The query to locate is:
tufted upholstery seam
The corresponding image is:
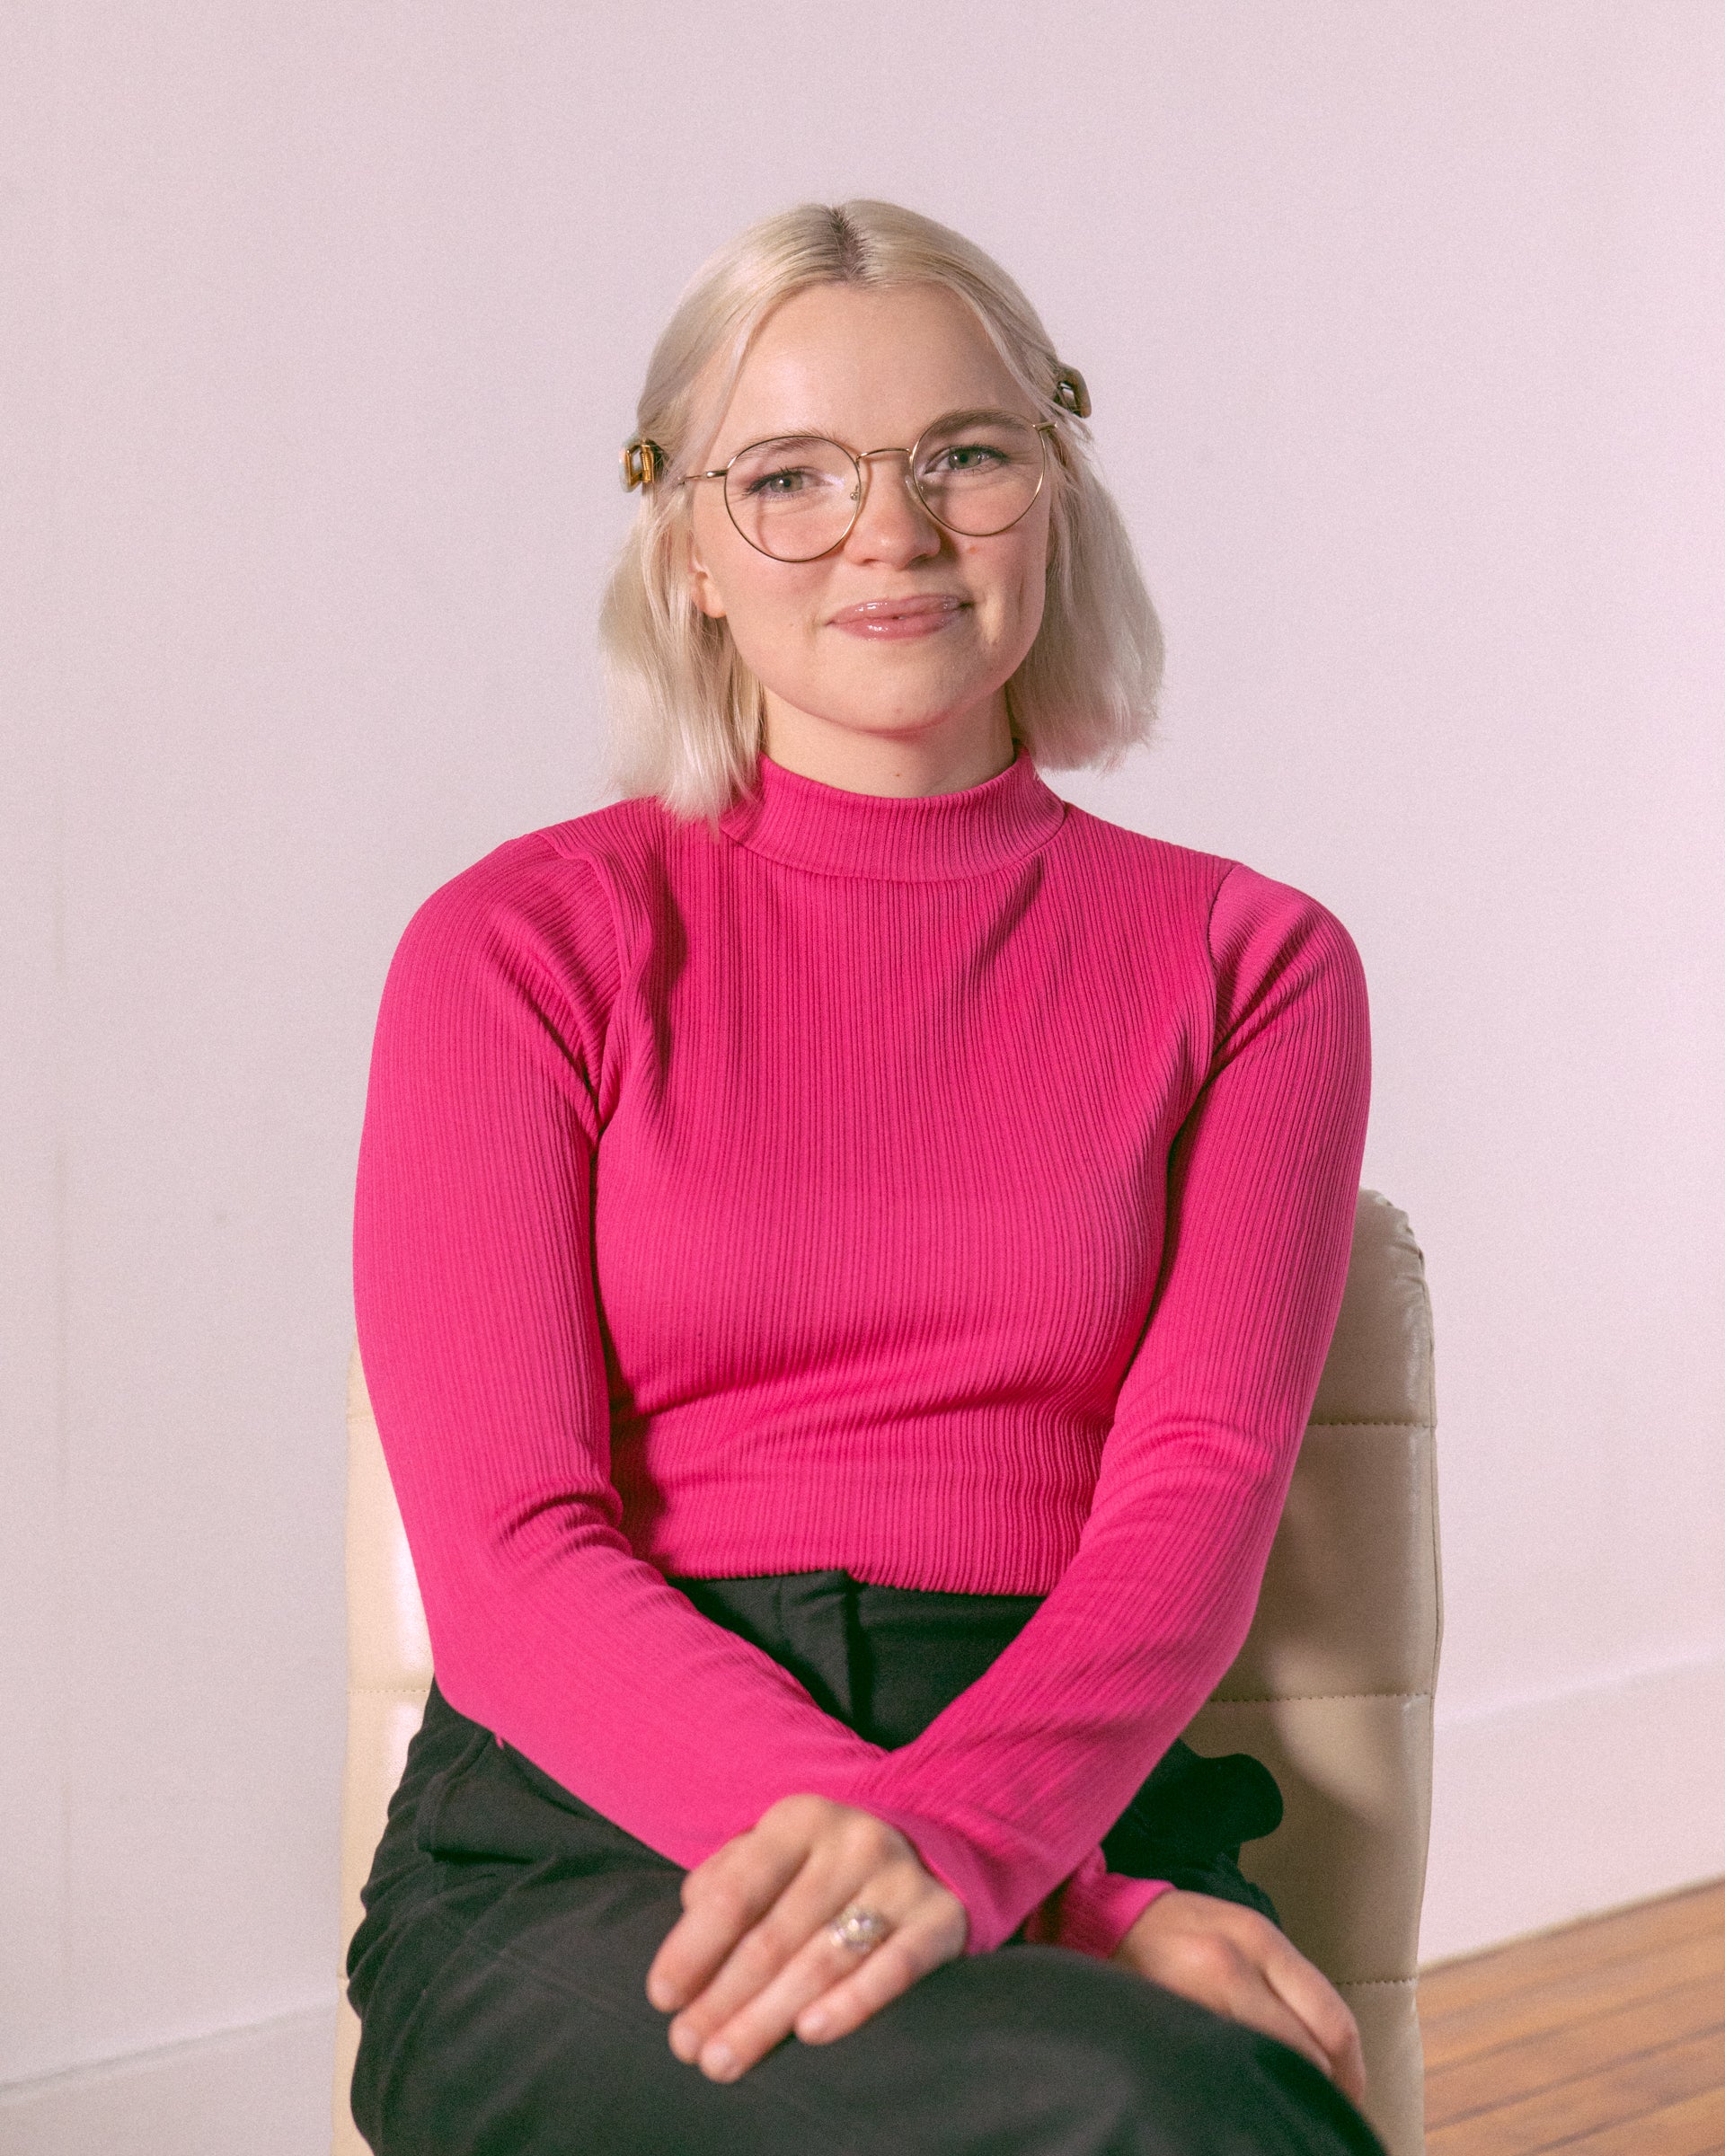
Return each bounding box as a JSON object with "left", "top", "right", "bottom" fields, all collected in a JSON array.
[
  {"left": 1201, "top": 1690, "right": 1432, "bottom": 1706},
  {"left": 1305, "top": 1418, "right": 1429, "bottom": 1430},
  {"left": 1337, "top": 1976, "right": 1418, "bottom": 1991}
]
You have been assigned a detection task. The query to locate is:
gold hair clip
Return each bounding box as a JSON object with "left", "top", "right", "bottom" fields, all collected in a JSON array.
[
  {"left": 621, "top": 437, "right": 666, "bottom": 491},
  {"left": 1052, "top": 367, "right": 1092, "bottom": 420}
]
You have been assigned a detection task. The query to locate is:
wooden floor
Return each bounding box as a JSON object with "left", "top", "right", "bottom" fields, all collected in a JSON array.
[{"left": 1419, "top": 1878, "right": 1725, "bottom": 2154}]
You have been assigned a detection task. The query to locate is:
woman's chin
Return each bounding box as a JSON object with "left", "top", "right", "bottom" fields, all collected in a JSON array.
[{"left": 778, "top": 664, "right": 1013, "bottom": 741}]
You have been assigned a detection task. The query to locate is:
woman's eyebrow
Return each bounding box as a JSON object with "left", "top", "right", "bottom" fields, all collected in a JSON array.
[
  {"left": 724, "top": 406, "right": 1031, "bottom": 449},
  {"left": 719, "top": 418, "right": 842, "bottom": 446}
]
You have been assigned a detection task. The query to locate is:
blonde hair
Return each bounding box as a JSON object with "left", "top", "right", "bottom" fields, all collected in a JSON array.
[{"left": 599, "top": 199, "right": 1163, "bottom": 819}]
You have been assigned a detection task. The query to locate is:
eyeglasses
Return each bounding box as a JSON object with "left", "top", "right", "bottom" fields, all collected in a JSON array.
[{"left": 679, "top": 408, "right": 1057, "bottom": 563}]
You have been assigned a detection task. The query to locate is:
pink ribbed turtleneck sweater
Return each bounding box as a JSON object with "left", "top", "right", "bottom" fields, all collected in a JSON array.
[{"left": 353, "top": 747, "right": 1369, "bottom": 1958}]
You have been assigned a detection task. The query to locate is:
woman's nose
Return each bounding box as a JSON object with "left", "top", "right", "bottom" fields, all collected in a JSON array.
[{"left": 842, "top": 450, "right": 942, "bottom": 566}]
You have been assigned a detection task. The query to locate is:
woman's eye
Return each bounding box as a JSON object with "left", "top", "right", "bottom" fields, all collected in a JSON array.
[
  {"left": 927, "top": 444, "right": 1006, "bottom": 476},
  {"left": 745, "top": 465, "right": 818, "bottom": 497}
]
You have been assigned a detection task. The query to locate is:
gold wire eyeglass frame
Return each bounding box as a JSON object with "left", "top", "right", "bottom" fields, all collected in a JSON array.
[{"left": 676, "top": 411, "right": 1060, "bottom": 563}]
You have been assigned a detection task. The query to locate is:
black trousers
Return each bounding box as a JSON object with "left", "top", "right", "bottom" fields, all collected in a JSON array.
[{"left": 347, "top": 1570, "right": 1385, "bottom": 2155}]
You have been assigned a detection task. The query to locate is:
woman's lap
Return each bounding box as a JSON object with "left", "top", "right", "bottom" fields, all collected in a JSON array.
[
  {"left": 353, "top": 1839, "right": 1376, "bottom": 2156},
  {"left": 347, "top": 1583, "right": 1383, "bottom": 2155}
]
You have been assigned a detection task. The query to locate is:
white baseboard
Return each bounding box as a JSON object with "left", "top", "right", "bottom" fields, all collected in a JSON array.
[
  {"left": 1420, "top": 1648, "right": 1725, "bottom": 1965},
  {"left": 0, "top": 2001, "right": 337, "bottom": 2156}
]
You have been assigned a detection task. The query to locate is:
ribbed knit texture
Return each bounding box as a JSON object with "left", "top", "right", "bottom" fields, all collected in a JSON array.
[{"left": 353, "top": 746, "right": 1370, "bottom": 1958}]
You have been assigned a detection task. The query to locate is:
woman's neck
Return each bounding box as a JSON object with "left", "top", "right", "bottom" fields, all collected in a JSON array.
[{"left": 759, "top": 691, "right": 1015, "bottom": 800}]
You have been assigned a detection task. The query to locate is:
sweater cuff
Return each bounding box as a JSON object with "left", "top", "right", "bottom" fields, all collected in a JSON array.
[
  {"left": 854, "top": 1806, "right": 1018, "bottom": 1954},
  {"left": 845, "top": 1805, "right": 1171, "bottom": 1960},
  {"left": 1035, "top": 1850, "right": 1172, "bottom": 1959}
]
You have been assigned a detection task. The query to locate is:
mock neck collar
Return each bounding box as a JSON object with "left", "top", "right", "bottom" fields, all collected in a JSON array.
[{"left": 717, "top": 745, "right": 1066, "bottom": 882}]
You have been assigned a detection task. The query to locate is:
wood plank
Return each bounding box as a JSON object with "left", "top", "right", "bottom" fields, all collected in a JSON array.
[
  {"left": 1553, "top": 2081, "right": 1725, "bottom": 2156},
  {"left": 1425, "top": 2027, "right": 1725, "bottom": 2156},
  {"left": 1420, "top": 1878, "right": 1725, "bottom": 2023},
  {"left": 1419, "top": 1929, "right": 1725, "bottom": 2072},
  {"left": 1423, "top": 1972, "right": 1725, "bottom": 2127}
]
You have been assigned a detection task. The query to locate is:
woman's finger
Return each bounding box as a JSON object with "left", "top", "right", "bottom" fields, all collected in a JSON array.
[
  {"left": 650, "top": 1797, "right": 966, "bottom": 2080},
  {"left": 663, "top": 1807, "right": 909, "bottom": 2049},
  {"left": 646, "top": 1830, "right": 807, "bottom": 2013},
  {"left": 697, "top": 1892, "right": 963, "bottom": 2078},
  {"left": 1113, "top": 1891, "right": 1363, "bottom": 2104},
  {"left": 1216, "top": 1962, "right": 1336, "bottom": 2084},
  {"left": 668, "top": 1842, "right": 915, "bottom": 2062},
  {"left": 1260, "top": 1939, "right": 1367, "bottom": 2107},
  {"left": 794, "top": 1903, "right": 966, "bottom": 2045}
]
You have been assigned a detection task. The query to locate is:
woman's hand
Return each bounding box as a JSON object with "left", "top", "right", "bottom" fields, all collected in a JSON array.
[
  {"left": 645, "top": 1795, "right": 969, "bottom": 2081},
  {"left": 1113, "top": 1888, "right": 1367, "bottom": 2108}
]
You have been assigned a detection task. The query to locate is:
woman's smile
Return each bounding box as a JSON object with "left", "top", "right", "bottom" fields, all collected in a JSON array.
[{"left": 826, "top": 593, "right": 970, "bottom": 639}]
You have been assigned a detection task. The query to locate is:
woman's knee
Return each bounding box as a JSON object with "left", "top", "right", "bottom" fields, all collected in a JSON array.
[{"left": 902, "top": 1945, "right": 1381, "bottom": 2154}]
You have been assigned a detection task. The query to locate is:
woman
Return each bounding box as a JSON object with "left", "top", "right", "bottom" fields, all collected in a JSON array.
[{"left": 348, "top": 199, "right": 1379, "bottom": 2154}]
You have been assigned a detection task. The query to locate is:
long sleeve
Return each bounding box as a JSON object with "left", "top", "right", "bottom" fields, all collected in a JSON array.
[
  {"left": 1033, "top": 1849, "right": 1172, "bottom": 1957},
  {"left": 841, "top": 866, "right": 1370, "bottom": 1950},
  {"left": 352, "top": 843, "right": 899, "bottom": 1866}
]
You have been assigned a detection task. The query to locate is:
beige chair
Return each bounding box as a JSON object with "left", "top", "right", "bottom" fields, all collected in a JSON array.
[{"left": 335, "top": 1188, "right": 1440, "bottom": 2156}]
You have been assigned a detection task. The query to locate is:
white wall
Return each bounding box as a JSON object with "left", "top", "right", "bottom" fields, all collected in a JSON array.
[{"left": 4, "top": 3, "right": 1721, "bottom": 2144}]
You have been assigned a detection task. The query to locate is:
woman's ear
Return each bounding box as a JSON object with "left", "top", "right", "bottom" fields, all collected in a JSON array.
[{"left": 686, "top": 521, "right": 728, "bottom": 620}]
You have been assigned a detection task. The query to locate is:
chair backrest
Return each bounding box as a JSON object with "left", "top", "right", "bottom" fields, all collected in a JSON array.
[
  {"left": 1185, "top": 1188, "right": 1441, "bottom": 2156},
  {"left": 334, "top": 1188, "right": 1439, "bottom": 2156}
]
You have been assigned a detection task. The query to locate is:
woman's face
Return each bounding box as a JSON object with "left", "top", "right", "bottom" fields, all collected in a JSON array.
[{"left": 686, "top": 281, "right": 1052, "bottom": 770}]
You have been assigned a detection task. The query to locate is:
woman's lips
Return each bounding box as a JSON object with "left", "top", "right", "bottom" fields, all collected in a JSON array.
[{"left": 827, "top": 594, "right": 969, "bottom": 640}]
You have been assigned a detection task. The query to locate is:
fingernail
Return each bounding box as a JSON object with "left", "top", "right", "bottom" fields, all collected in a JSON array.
[
  {"left": 668, "top": 2020, "right": 699, "bottom": 2063},
  {"left": 702, "top": 2043, "right": 738, "bottom": 2081},
  {"left": 800, "top": 2010, "right": 828, "bottom": 2040}
]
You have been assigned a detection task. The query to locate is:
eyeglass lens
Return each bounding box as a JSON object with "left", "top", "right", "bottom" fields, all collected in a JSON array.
[{"left": 722, "top": 413, "right": 1044, "bottom": 561}]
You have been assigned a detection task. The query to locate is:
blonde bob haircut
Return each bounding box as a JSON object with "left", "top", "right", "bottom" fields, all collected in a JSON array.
[{"left": 600, "top": 199, "right": 1163, "bottom": 821}]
